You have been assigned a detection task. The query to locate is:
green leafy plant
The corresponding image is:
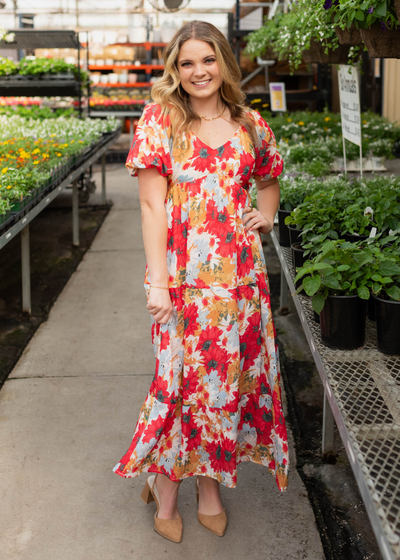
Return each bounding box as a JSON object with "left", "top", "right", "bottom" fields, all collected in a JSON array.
[
  {"left": 295, "top": 239, "right": 375, "bottom": 313},
  {"left": 326, "top": 0, "right": 399, "bottom": 30},
  {"left": 0, "top": 56, "right": 17, "bottom": 76}
]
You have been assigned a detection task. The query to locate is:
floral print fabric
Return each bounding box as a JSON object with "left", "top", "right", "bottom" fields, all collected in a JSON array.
[{"left": 113, "top": 103, "right": 289, "bottom": 491}]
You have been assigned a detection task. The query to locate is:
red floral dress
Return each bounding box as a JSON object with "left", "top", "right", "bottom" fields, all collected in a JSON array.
[{"left": 113, "top": 102, "right": 289, "bottom": 491}]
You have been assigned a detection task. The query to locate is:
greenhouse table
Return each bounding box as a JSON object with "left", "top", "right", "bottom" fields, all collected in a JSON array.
[
  {"left": 89, "top": 111, "right": 143, "bottom": 146},
  {"left": 0, "top": 129, "right": 121, "bottom": 314},
  {"left": 270, "top": 226, "right": 400, "bottom": 560}
]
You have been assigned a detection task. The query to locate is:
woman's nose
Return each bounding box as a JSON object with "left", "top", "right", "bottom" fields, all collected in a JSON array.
[{"left": 193, "top": 64, "right": 206, "bottom": 77}]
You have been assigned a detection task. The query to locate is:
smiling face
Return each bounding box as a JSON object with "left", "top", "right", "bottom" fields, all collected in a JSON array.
[{"left": 177, "top": 39, "right": 223, "bottom": 102}]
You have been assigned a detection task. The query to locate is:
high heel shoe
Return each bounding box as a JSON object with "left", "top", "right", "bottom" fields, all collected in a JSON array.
[
  {"left": 141, "top": 474, "right": 183, "bottom": 543},
  {"left": 196, "top": 478, "right": 227, "bottom": 537}
]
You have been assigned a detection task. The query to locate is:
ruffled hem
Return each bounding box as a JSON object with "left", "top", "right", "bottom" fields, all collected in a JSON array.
[{"left": 113, "top": 391, "right": 289, "bottom": 492}]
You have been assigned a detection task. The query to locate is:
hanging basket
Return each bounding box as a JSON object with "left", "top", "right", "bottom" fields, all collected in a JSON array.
[
  {"left": 360, "top": 25, "right": 400, "bottom": 58},
  {"left": 395, "top": 0, "right": 400, "bottom": 22},
  {"left": 302, "top": 39, "right": 350, "bottom": 64},
  {"left": 334, "top": 24, "right": 363, "bottom": 46}
]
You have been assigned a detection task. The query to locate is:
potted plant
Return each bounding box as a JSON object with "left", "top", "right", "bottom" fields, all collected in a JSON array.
[
  {"left": 295, "top": 240, "right": 373, "bottom": 349},
  {"left": 278, "top": 175, "right": 313, "bottom": 247},
  {"left": 366, "top": 247, "right": 400, "bottom": 354},
  {"left": 329, "top": 0, "right": 400, "bottom": 58}
]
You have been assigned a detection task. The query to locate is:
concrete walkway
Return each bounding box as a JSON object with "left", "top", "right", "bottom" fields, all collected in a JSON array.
[{"left": 0, "top": 164, "right": 325, "bottom": 560}]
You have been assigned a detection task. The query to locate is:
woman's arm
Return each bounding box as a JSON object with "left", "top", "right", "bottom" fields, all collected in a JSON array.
[
  {"left": 243, "top": 177, "right": 280, "bottom": 235},
  {"left": 137, "top": 167, "right": 172, "bottom": 325}
]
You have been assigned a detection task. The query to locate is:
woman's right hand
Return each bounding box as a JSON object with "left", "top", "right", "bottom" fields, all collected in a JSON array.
[{"left": 146, "top": 288, "right": 173, "bottom": 324}]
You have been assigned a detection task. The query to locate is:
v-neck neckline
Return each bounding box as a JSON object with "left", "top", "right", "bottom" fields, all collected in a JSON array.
[{"left": 189, "top": 126, "right": 243, "bottom": 152}]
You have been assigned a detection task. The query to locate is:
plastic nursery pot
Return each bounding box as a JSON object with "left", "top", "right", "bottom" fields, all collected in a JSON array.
[
  {"left": 373, "top": 293, "right": 400, "bottom": 356},
  {"left": 313, "top": 311, "right": 320, "bottom": 324},
  {"left": 368, "top": 296, "right": 375, "bottom": 322},
  {"left": 288, "top": 224, "right": 303, "bottom": 246},
  {"left": 360, "top": 26, "right": 400, "bottom": 58},
  {"left": 292, "top": 242, "right": 307, "bottom": 294},
  {"left": 320, "top": 295, "right": 367, "bottom": 350},
  {"left": 278, "top": 209, "right": 291, "bottom": 247},
  {"left": 341, "top": 232, "right": 369, "bottom": 243}
]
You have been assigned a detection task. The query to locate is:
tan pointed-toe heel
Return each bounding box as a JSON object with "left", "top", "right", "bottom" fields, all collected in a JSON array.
[
  {"left": 196, "top": 478, "right": 227, "bottom": 537},
  {"left": 142, "top": 474, "right": 183, "bottom": 543}
]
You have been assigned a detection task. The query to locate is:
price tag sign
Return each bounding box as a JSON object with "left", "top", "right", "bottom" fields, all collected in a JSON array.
[
  {"left": 338, "top": 65, "right": 361, "bottom": 147},
  {"left": 269, "top": 82, "right": 287, "bottom": 112}
]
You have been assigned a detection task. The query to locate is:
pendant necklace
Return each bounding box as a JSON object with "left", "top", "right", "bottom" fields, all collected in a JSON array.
[{"left": 199, "top": 106, "right": 226, "bottom": 121}]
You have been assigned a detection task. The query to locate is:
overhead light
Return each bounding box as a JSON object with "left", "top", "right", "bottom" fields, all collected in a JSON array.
[{"left": 164, "top": 0, "right": 184, "bottom": 9}]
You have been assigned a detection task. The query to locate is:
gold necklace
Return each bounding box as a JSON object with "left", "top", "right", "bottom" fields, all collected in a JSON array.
[{"left": 199, "top": 106, "right": 226, "bottom": 121}]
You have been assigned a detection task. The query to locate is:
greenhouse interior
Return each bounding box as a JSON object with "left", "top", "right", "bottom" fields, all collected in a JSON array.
[{"left": 1, "top": 1, "right": 400, "bottom": 559}]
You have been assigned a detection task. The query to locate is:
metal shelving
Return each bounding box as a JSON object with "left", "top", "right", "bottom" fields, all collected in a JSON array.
[
  {"left": 0, "top": 128, "right": 122, "bottom": 314},
  {"left": 0, "top": 29, "right": 87, "bottom": 115},
  {"left": 271, "top": 226, "right": 400, "bottom": 560}
]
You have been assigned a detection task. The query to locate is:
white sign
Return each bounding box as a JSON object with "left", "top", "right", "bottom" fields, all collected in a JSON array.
[
  {"left": 269, "top": 82, "right": 287, "bottom": 112},
  {"left": 338, "top": 65, "right": 361, "bottom": 147}
]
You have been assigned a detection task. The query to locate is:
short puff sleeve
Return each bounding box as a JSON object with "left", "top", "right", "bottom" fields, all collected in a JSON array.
[
  {"left": 125, "top": 102, "right": 172, "bottom": 178},
  {"left": 251, "top": 110, "right": 283, "bottom": 181}
]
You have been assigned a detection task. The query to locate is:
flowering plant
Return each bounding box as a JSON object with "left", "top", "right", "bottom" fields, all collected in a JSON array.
[
  {"left": 325, "top": 0, "right": 399, "bottom": 30},
  {"left": 245, "top": 0, "right": 343, "bottom": 71}
]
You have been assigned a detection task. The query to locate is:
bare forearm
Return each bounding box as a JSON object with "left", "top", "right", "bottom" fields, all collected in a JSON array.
[
  {"left": 141, "top": 205, "right": 169, "bottom": 285},
  {"left": 257, "top": 179, "right": 280, "bottom": 224}
]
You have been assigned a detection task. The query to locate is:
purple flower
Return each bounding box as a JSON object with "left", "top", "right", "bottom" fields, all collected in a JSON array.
[
  {"left": 381, "top": 21, "right": 387, "bottom": 31},
  {"left": 324, "top": 0, "right": 338, "bottom": 9},
  {"left": 368, "top": 7, "right": 374, "bottom": 13}
]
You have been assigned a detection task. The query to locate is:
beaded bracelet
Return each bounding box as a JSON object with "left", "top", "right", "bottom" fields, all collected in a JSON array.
[{"left": 150, "top": 285, "right": 169, "bottom": 291}]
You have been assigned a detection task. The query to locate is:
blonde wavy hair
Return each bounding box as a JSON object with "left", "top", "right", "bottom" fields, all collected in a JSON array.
[{"left": 151, "top": 20, "right": 258, "bottom": 148}]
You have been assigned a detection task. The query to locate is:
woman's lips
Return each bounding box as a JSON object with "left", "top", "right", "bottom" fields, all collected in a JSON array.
[{"left": 191, "top": 79, "right": 212, "bottom": 88}]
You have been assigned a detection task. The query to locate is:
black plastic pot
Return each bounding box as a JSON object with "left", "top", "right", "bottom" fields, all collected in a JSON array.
[
  {"left": 373, "top": 293, "right": 400, "bottom": 355},
  {"left": 320, "top": 295, "right": 367, "bottom": 350},
  {"left": 278, "top": 209, "right": 291, "bottom": 247},
  {"left": 291, "top": 242, "right": 307, "bottom": 294},
  {"left": 368, "top": 296, "right": 375, "bottom": 321},
  {"left": 288, "top": 225, "right": 303, "bottom": 246},
  {"left": 313, "top": 311, "right": 320, "bottom": 324},
  {"left": 341, "top": 232, "right": 369, "bottom": 243}
]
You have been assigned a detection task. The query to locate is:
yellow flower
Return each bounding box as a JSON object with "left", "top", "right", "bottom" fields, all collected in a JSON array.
[
  {"left": 6, "top": 185, "right": 12, "bottom": 189},
  {"left": 324, "top": 126, "right": 328, "bottom": 132},
  {"left": 78, "top": 141, "right": 84, "bottom": 144},
  {"left": 33, "top": 161, "right": 40, "bottom": 165},
  {"left": 70, "top": 140, "right": 75, "bottom": 144},
  {"left": 297, "top": 121, "right": 305, "bottom": 126},
  {"left": 56, "top": 152, "right": 62, "bottom": 157},
  {"left": 1, "top": 167, "right": 8, "bottom": 174},
  {"left": 324, "top": 117, "right": 331, "bottom": 122},
  {"left": 262, "top": 103, "right": 269, "bottom": 108},
  {"left": 363, "top": 120, "right": 367, "bottom": 124},
  {"left": 287, "top": 118, "right": 292, "bottom": 122},
  {"left": 251, "top": 98, "right": 262, "bottom": 104}
]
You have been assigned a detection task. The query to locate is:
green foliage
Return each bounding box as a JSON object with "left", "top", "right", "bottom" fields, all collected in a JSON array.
[
  {"left": 0, "top": 56, "right": 89, "bottom": 83},
  {"left": 295, "top": 240, "right": 376, "bottom": 313},
  {"left": 327, "top": 0, "right": 399, "bottom": 30},
  {"left": 0, "top": 56, "right": 17, "bottom": 76},
  {"left": 243, "top": 13, "right": 283, "bottom": 59}
]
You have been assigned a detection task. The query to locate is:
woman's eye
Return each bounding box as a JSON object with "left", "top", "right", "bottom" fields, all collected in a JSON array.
[
  {"left": 181, "top": 62, "right": 191, "bottom": 67},
  {"left": 205, "top": 58, "right": 216, "bottom": 64}
]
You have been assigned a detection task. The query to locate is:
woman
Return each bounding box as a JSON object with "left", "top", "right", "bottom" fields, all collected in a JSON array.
[{"left": 113, "top": 20, "right": 289, "bottom": 543}]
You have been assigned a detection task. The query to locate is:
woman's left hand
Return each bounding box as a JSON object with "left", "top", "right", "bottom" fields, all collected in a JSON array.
[{"left": 243, "top": 206, "right": 273, "bottom": 235}]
